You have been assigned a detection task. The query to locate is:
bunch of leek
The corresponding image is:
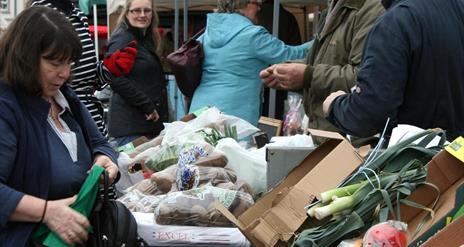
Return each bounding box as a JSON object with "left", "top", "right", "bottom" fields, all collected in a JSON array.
[{"left": 292, "top": 129, "right": 446, "bottom": 247}]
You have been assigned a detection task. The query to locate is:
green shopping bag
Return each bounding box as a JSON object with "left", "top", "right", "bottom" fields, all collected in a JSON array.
[{"left": 33, "top": 165, "right": 105, "bottom": 247}]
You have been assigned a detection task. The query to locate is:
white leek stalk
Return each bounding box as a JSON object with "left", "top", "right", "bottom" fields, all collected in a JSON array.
[
  {"left": 314, "top": 196, "right": 354, "bottom": 220},
  {"left": 319, "top": 182, "right": 366, "bottom": 203}
]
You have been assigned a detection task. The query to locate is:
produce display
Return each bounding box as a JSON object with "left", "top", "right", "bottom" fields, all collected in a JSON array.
[
  {"left": 154, "top": 186, "right": 254, "bottom": 227},
  {"left": 293, "top": 130, "right": 446, "bottom": 247}
]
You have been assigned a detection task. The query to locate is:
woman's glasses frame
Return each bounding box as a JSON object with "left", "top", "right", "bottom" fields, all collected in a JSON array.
[{"left": 129, "top": 8, "right": 153, "bottom": 16}]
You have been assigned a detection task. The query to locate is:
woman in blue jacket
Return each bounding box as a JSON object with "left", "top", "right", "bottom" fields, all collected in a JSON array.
[
  {"left": 189, "top": 0, "right": 311, "bottom": 126},
  {"left": 0, "top": 7, "right": 118, "bottom": 246}
]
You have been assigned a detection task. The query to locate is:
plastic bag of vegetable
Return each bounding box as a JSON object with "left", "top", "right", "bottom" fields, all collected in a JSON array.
[{"left": 154, "top": 186, "right": 254, "bottom": 227}]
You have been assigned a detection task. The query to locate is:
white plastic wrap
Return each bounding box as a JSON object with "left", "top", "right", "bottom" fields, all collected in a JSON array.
[
  {"left": 216, "top": 138, "right": 267, "bottom": 196},
  {"left": 162, "top": 107, "right": 259, "bottom": 145},
  {"left": 116, "top": 152, "right": 145, "bottom": 193}
]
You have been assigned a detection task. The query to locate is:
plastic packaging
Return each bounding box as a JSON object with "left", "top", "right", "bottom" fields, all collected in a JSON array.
[
  {"left": 117, "top": 189, "right": 166, "bottom": 213},
  {"left": 154, "top": 186, "right": 254, "bottom": 227},
  {"left": 216, "top": 138, "right": 267, "bottom": 197},
  {"left": 283, "top": 94, "right": 303, "bottom": 136},
  {"left": 363, "top": 220, "right": 408, "bottom": 247}
]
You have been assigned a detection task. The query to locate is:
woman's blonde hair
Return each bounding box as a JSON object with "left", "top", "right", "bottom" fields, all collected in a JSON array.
[{"left": 117, "top": 0, "right": 161, "bottom": 52}]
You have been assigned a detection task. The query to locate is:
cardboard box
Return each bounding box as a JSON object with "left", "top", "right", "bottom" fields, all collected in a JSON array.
[
  {"left": 215, "top": 129, "right": 363, "bottom": 247},
  {"left": 420, "top": 212, "right": 464, "bottom": 247},
  {"left": 266, "top": 146, "right": 315, "bottom": 190},
  {"left": 400, "top": 150, "right": 464, "bottom": 246}
]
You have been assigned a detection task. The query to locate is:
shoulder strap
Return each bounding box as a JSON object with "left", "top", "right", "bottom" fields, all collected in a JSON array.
[{"left": 190, "top": 27, "right": 206, "bottom": 40}]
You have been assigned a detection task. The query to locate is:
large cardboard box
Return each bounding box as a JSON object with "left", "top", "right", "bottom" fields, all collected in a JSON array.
[
  {"left": 400, "top": 150, "right": 464, "bottom": 246},
  {"left": 420, "top": 212, "right": 464, "bottom": 247},
  {"left": 215, "top": 129, "right": 363, "bottom": 247}
]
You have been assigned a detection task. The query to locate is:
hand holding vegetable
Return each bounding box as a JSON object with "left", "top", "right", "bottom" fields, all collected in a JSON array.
[
  {"left": 260, "top": 64, "right": 282, "bottom": 89},
  {"left": 272, "top": 63, "right": 307, "bottom": 90}
]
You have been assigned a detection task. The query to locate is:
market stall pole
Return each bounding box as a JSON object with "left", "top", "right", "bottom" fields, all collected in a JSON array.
[{"left": 267, "top": 0, "right": 281, "bottom": 118}]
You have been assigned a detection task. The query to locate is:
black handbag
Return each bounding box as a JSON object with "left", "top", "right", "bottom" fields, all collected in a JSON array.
[
  {"left": 87, "top": 172, "right": 144, "bottom": 247},
  {"left": 166, "top": 28, "right": 205, "bottom": 98}
]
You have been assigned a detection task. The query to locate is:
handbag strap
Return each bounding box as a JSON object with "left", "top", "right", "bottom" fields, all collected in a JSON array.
[
  {"left": 102, "top": 171, "right": 110, "bottom": 203},
  {"left": 189, "top": 27, "right": 205, "bottom": 41}
]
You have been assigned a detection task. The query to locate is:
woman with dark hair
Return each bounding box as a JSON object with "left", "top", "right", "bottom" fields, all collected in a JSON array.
[
  {"left": 106, "top": 0, "right": 168, "bottom": 146},
  {"left": 0, "top": 6, "right": 118, "bottom": 246},
  {"left": 29, "top": 0, "right": 137, "bottom": 137},
  {"left": 188, "top": 0, "right": 310, "bottom": 126}
]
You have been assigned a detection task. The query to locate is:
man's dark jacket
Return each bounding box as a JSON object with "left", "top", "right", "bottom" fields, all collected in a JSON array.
[{"left": 328, "top": 0, "right": 464, "bottom": 140}]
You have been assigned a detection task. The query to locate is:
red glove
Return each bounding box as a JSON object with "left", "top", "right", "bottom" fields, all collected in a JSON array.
[{"left": 104, "top": 40, "right": 138, "bottom": 77}]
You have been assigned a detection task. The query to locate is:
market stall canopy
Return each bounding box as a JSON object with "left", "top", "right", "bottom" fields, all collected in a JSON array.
[{"left": 108, "top": 0, "right": 327, "bottom": 14}]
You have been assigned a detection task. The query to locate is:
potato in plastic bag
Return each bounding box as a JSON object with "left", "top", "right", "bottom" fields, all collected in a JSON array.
[
  {"left": 154, "top": 186, "right": 254, "bottom": 227},
  {"left": 126, "top": 134, "right": 164, "bottom": 158},
  {"left": 152, "top": 163, "right": 238, "bottom": 194},
  {"left": 117, "top": 189, "right": 166, "bottom": 213}
]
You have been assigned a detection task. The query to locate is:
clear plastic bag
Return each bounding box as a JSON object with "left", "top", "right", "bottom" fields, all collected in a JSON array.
[
  {"left": 283, "top": 94, "right": 303, "bottom": 136},
  {"left": 363, "top": 220, "right": 408, "bottom": 247},
  {"left": 126, "top": 160, "right": 239, "bottom": 195},
  {"left": 125, "top": 134, "right": 164, "bottom": 158},
  {"left": 154, "top": 186, "right": 254, "bottom": 227},
  {"left": 117, "top": 189, "right": 166, "bottom": 213}
]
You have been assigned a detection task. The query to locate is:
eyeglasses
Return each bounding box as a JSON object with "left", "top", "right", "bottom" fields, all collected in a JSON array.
[{"left": 129, "top": 8, "right": 153, "bottom": 15}]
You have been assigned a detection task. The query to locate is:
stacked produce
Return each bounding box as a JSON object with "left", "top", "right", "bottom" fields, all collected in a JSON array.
[
  {"left": 293, "top": 129, "right": 446, "bottom": 247},
  {"left": 117, "top": 109, "right": 262, "bottom": 229}
]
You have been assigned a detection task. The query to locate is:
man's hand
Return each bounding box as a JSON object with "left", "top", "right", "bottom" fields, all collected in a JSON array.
[
  {"left": 93, "top": 155, "right": 119, "bottom": 183},
  {"left": 272, "top": 63, "right": 307, "bottom": 90},
  {"left": 103, "top": 40, "right": 138, "bottom": 77},
  {"left": 323, "top": 90, "right": 346, "bottom": 117},
  {"left": 260, "top": 65, "right": 282, "bottom": 89}
]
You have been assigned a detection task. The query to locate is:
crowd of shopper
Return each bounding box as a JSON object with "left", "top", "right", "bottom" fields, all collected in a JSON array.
[{"left": 1, "top": 0, "right": 464, "bottom": 245}]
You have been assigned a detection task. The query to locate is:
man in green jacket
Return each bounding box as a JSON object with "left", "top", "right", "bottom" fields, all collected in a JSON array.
[{"left": 260, "top": 0, "right": 384, "bottom": 138}]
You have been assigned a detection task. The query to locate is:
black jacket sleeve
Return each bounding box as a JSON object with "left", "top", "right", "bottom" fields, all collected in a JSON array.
[{"left": 327, "top": 8, "right": 411, "bottom": 137}]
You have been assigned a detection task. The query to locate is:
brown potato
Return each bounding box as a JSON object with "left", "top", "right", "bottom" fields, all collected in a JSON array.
[
  {"left": 194, "top": 154, "right": 228, "bottom": 168},
  {"left": 155, "top": 204, "right": 172, "bottom": 225},
  {"left": 151, "top": 172, "right": 175, "bottom": 194},
  {"left": 132, "top": 179, "right": 157, "bottom": 195}
]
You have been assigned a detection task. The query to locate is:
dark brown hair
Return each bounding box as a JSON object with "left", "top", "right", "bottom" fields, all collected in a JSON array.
[{"left": 0, "top": 6, "right": 82, "bottom": 95}]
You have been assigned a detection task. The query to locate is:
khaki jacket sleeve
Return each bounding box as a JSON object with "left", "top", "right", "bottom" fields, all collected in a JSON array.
[{"left": 308, "top": 1, "right": 384, "bottom": 96}]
